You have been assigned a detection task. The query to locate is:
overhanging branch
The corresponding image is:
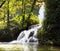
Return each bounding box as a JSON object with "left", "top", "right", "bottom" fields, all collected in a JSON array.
[{"left": 0, "top": 0, "right": 5, "bottom": 8}]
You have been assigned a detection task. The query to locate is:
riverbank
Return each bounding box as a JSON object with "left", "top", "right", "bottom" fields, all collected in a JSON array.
[{"left": 0, "top": 43, "right": 60, "bottom": 51}]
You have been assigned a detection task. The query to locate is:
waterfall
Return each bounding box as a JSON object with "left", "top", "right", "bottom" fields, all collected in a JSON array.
[
  {"left": 38, "top": 2, "right": 45, "bottom": 21},
  {"left": 9, "top": 2, "right": 45, "bottom": 44},
  {"left": 9, "top": 24, "right": 42, "bottom": 44}
]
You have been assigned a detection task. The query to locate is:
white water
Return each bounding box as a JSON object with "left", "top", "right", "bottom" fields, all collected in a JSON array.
[
  {"left": 10, "top": 24, "right": 42, "bottom": 44},
  {"left": 38, "top": 3, "right": 45, "bottom": 21},
  {"left": 9, "top": 3, "right": 45, "bottom": 44},
  {"left": 0, "top": 2, "right": 45, "bottom": 51}
]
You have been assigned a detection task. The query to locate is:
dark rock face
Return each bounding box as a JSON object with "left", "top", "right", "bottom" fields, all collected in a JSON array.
[
  {"left": 29, "top": 38, "right": 38, "bottom": 42},
  {"left": 28, "top": 31, "right": 34, "bottom": 38}
]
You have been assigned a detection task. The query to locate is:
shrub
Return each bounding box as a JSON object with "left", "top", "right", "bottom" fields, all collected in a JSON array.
[{"left": 38, "top": 0, "right": 60, "bottom": 45}]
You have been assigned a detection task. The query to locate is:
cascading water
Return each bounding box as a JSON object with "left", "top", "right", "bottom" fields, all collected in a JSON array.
[
  {"left": 9, "top": 24, "right": 42, "bottom": 44},
  {"left": 0, "top": 2, "right": 45, "bottom": 51},
  {"left": 9, "top": 2, "right": 45, "bottom": 44},
  {"left": 38, "top": 2, "right": 45, "bottom": 21}
]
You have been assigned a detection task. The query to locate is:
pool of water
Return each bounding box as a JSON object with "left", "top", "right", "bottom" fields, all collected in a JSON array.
[
  {"left": 23, "top": 44, "right": 60, "bottom": 51},
  {"left": 37, "top": 45, "right": 60, "bottom": 51},
  {"left": 0, "top": 43, "right": 60, "bottom": 51}
]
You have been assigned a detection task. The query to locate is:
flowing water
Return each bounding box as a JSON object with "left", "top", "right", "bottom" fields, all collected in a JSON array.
[
  {"left": 0, "top": 2, "right": 60, "bottom": 51},
  {"left": 9, "top": 2, "right": 44, "bottom": 45},
  {"left": 9, "top": 24, "right": 42, "bottom": 44},
  {"left": 38, "top": 2, "right": 45, "bottom": 23}
]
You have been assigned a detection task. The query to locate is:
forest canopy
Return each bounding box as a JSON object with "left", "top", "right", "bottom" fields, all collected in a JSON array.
[{"left": 0, "top": 0, "right": 42, "bottom": 42}]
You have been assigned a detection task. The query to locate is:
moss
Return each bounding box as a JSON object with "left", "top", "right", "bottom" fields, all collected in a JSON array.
[
  {"left": 10, "top": 45, "right": 24, "bottom": 51},
  {"left": 0, "top": 47, "right": 5, "bottom": 51},
  {"left": 0, "top": 45, "right": 24, "bottom": 51}
]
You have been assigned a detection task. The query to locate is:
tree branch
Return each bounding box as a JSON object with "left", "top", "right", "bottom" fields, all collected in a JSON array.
[
  {"left": 26, "top": 0, "right": 37, "bottom": 29},
  {"left": 0, "top": 0, "right": 5, "bottom": 8},
  {"left": 28, "top": 0, "right": 37, "bottom": 19}
]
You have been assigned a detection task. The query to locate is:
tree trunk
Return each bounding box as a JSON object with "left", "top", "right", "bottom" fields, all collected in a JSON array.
[
  {"left": 21, "top": 0, "right": 25, "bottom": 30},
  {"left": 7, "top": 0, "right": 10, "bottom": 32},
  {"left": 26, "top": 0, "right": 37, "bottom": 29}
]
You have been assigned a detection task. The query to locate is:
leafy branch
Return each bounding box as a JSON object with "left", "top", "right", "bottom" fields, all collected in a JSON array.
[{"left": 0, "top": 0, "right": 5, "bottom": 8}]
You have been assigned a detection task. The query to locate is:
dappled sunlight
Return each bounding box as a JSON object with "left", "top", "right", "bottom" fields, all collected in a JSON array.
[
  {"left": 0, "top": 44, "right": 38, "bottom": 51},
  {"left": 0, "top": 0, "right": 60, "bottom": 51},
  {"left": 0, "top": 44, "right": 60, "bottom": 51}
]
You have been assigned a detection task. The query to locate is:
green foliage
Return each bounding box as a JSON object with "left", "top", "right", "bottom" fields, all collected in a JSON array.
[
  {"left": 38, "top": 0, "right": 60, "bottom": 45},
  {"left": 0, "top": 0, "right": 41, "bottom": 41},
  {"left": 12, "top": 14, "right": 39, "bottom": 30},
  {"left": 0, "top": 21, "right": 6, "bottom": 29}
]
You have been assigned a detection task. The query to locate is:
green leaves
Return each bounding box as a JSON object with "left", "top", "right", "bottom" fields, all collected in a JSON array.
[{"left": 40, "top": 0, "right": 60, "bottom": 45}]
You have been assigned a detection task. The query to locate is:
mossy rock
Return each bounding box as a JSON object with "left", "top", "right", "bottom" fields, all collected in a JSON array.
[
  {"left": 0, "top": 47, "right": 5, "bottom": 51},
  {"left": 0, "top": 45, "right": 25, "bottom": 51}
]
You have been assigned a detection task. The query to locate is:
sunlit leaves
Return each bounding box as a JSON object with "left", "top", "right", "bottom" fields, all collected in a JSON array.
[{"left": 0, "top": 0, "right": 41, "bottom": 29}]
